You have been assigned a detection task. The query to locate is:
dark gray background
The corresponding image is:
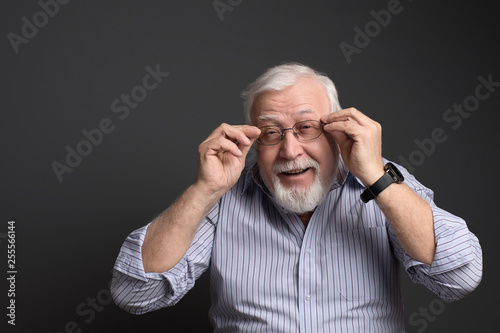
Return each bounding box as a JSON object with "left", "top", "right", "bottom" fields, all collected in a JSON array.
[{"left": 1, "top": 0, "right": 498, "bottom": 332}]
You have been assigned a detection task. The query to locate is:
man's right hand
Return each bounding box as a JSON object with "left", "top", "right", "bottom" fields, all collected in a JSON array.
[
  {"left": 194, "top": 123, "right": 261, "bottom": 199},
  {"left": 142, "top": 123, "right": 260, "bottom": 273}
]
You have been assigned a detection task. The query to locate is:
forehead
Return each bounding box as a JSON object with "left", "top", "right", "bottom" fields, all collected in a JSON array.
[
  {"left": 251, "top": 77, "right": 330, "bottom": 125},
  {"left": 256, "top": 109, "right": 318, "bottom": 124}
]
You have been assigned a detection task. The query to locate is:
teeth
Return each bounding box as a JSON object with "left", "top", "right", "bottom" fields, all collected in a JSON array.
[{"left": 284, "top": 168, "right": 307, "bottom": 175}]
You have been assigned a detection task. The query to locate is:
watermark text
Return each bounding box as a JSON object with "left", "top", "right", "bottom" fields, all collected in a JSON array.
[
  {"left": 398, "top": 73, "right": 499, "bottom": 173},
  {"left": 51, "top": 64, "right": 169, "bottom": 183},
  {"left": 7, "top": 0, "right": 72, "bottom": 54},
  {"left": 6, "top": 221, "right": 17, "bottom": 326},
  {"left": 213, "top": 0, "right": 243, "bottom": 21}
]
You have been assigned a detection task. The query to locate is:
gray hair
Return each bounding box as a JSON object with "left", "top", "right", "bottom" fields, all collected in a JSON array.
[{"left": 241, "top": 63, "right": 341, "bottom": 125}]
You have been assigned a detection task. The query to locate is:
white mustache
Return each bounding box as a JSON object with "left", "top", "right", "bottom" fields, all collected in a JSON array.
[{"left": 272, "top": 158, "right": 319, "bottom": 174}]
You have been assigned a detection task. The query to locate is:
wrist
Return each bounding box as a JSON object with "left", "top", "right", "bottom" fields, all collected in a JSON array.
[
  {"left": 360, "top": 168, "right": 385, "bottom": 188},
  {"left": 190, "top": 180, "right": 226, "bottom": 206},
  {"left": 360, "top": 163, "right": 405, "bottom": 203}
]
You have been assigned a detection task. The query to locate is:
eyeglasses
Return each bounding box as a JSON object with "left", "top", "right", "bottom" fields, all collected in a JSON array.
[{"left": 257, "top": 120, "right": 325, "bottom": 146}]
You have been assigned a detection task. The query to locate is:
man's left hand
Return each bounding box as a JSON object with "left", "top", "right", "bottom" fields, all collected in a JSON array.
[{"left": 321, "top": 107, "right": 385, "bottom": 187}]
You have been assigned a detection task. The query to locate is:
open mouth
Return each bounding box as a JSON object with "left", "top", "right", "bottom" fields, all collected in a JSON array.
[{"left": 282, "top": 167, "right": 311, "bottom": 176}]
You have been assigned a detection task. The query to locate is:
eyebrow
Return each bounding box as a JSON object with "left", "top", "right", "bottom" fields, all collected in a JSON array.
[
  {"left": 256, "top": 114, "right": 278, "bottom": 123},
  {"left": 297, "top": 108, "right": 317, "bottom": 116},
  {"left": 256, "top": 109, "right": 318, "bottom": 124}
]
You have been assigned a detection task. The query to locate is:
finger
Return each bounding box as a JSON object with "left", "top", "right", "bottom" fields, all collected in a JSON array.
[
  {"left": 239, "top": 125, "right": 261, "bottom": 142},
  {"left": 323, "top": 117, "right": 361, "bottom": 137},
  {"left": 326, "top": 130, "right": 352, "bottom": 157},
  {"left": 203, "top": 136, "right": 243, "bottom": 157},
  {"left": 327, "top": 130, "right": 350, "bottom": 145},
  {"left": 210, "top": 124, "right": 258, "bottom": 147},
  {"left": 321, "top": 107, "right": 369, "bottom": 126},
  {"left": 231, "top": 125, "right": 261, "bottom": 146}
]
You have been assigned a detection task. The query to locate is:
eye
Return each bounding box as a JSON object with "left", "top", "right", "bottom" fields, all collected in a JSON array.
[
  {"left": 263, "top": 127, "right": 281, "bottom": 137},
  {"left": 296, "top": 121, "right": 316, "bottom": 132}
]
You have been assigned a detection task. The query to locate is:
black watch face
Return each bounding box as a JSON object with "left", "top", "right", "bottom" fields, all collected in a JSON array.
[{"left": 387, "top": 163, "right": 404, "bottom": 182}]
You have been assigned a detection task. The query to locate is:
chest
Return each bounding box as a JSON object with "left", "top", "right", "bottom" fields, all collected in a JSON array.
[{"left": 210, "top": 188, "right": 397, "bottom": 304}]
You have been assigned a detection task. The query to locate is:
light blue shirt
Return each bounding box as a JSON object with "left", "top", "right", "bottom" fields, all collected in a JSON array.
[{"left": 111, "top": 158, "right": 482, "bottom": 332}]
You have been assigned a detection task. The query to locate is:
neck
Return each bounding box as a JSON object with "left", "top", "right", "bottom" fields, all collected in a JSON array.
[{"left": 298, "top": 210, "right": 314, "bottom": 227}]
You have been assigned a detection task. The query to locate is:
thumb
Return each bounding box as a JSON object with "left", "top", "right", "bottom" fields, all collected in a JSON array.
[
  {"left": 238, "top": 126, "right": 261, "bottom": 157},
  {"left": 239, "top": 137, "right": 258, "bottom": 157}
]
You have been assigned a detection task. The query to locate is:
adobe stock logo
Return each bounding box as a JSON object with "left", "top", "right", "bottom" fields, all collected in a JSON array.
[
  {"left": 408, "top": 297, "right": 453, "bottom": 332},
  {"left": 397, "top": 74, "right": 499, "bottom": 173},
  {"left": 339, "top": 0, "right": 406, "bottom": 64},
  {"left": 7, "top": 0, "right": 72, "bottom": 55},
  {"left": 213, "top": 0, "right": 244, "bottom": 21},
  {"left": 51, "top": 64, "right": 170, "bottom": 183}
]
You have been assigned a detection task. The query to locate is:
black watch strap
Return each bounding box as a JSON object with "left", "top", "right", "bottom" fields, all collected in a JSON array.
[{"left": 360, "top": 163, "right": 404, "bottom": 203}]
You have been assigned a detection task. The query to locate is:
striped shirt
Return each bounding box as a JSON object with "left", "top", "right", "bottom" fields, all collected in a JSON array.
[{"left": 111, "top": 158, "right": 482, "bottom": 332}]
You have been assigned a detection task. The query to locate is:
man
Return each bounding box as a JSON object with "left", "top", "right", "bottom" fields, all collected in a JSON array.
[{"left": 111, "top": 63, "right": 482, "bottom": 332}]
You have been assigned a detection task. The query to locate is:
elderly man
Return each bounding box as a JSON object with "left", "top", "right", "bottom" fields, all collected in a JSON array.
[{"left": 111, "top": 63, "right": 482, "bottom": 332}]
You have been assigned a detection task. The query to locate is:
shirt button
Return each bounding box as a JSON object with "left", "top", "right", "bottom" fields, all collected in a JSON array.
[
  {"left": 306, "top": 248, "right": 311, "bottom": 254},
  {"left": 305, "top": 294, "right": 311, "bottom": 301}
]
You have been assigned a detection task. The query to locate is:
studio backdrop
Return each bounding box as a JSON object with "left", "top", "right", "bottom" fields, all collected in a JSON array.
[{"left": 1, "top": 1, "right": 498, "bottom": 332}]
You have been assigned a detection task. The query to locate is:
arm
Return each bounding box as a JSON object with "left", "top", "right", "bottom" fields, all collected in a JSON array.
[
  {"left": 322, "top": 108, "right": 482, "bottom": 299},
  {"left": 374, "top": 181, "right": 435, "bottom": 264},
  {"left": 322, "top": 108, "right": 435, "bottom": 264},
  {"left": 387, "top": 180, "right": 483, "bottom": 301},
  {"left": 111, "top": 124, "right": 260, "bottom": 312},
  {"left": 143, "top": 124, "right": 260, "bottom": 273},
  {"left": 111, "top": 219, "right": 217, "bottom": 314}
]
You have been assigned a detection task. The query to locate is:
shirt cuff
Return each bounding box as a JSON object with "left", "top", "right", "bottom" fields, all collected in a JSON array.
[
  {"left": 113, "top": 223, "right": 174, "bottom": 282},
  {"left": 403, "top": 205, "right": 475, "bottom": 276},
  {"left": 112, "top": 222, "right": 206, "bottom": 299}
]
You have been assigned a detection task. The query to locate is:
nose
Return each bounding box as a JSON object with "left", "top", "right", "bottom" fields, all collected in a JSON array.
[{"left": 279, "top": 129, "right": 304, "bottom": 160}]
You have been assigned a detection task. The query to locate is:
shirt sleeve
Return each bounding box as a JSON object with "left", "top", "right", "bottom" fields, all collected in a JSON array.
[
  {"left": 110, "top": 203, "right": 220, "bottom": 314},
  {"left": 387, "top": 163, "right": 483, "bottom": 301}
]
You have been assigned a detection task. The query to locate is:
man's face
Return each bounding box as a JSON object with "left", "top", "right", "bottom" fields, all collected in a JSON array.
[{"left": 252, "top": 77, "right": 339, "bottom": 211}]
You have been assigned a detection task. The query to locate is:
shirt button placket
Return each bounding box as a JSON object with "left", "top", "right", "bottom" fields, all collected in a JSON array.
[
  {"left": 299, "top": 241, "right": 315, "bottom": 332},
  {"left": 305, "top": 248, "right": 312, "bottom": 302}
]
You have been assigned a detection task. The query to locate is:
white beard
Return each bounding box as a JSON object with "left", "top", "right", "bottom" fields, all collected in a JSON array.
[{"left": 268, "top": 157, "right": 334, "bottom": 215}]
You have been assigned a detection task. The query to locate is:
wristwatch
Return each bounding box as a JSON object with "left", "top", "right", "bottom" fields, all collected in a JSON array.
[{"left": 360, "top": 163, "right": 404, "bottom": 203}]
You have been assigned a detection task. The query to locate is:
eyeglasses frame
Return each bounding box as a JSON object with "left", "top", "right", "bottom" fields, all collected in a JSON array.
[{"left": 256, "top": 120, "right": 327, "bottom": 146}]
